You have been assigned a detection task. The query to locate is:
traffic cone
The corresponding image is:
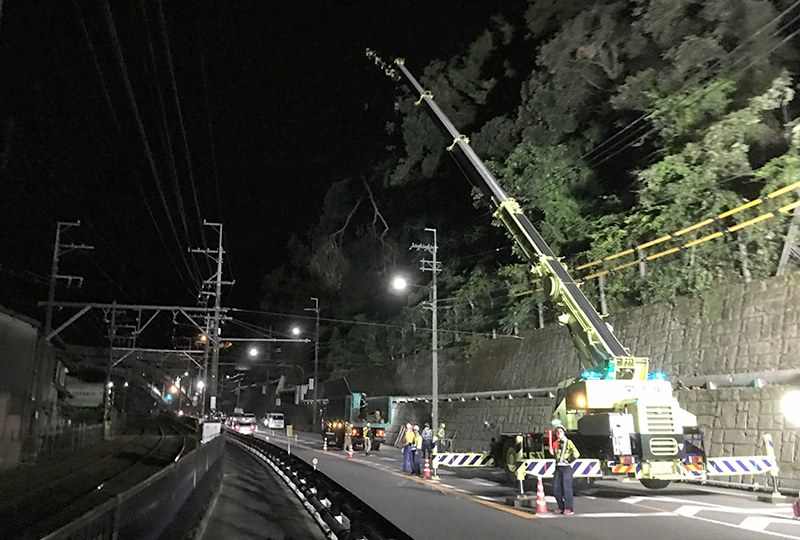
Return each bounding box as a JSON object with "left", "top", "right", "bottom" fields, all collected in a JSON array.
[
  {"left": 423, "top": 458, "right": 431, "bottom": 479},
  {"left": 536, "top": 476, "right": 548, "bottom": 514},
  {"left": 323, "top": 439, "right": 328, "bottom": 453},
  {"left": 348, "top": 445, "right": 353, "bottom": 459}
]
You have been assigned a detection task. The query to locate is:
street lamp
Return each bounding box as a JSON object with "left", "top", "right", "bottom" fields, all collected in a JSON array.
[
  {"left": 292, "top": 297, "right": 321, "bottom": 432},
  {"left": 248, "top": 347, "right": 259, "bottom": 358},
  {"left": 391, "top": 270, "right": 439, "bottom": 435}
]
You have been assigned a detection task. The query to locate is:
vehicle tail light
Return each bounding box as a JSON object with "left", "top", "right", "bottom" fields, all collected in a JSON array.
[
  {"left": 234, "top": 424, "right": 239, "bottom": 431},
  {"left": 251, "top": 424, "right": 257, "bottom": 430},
  {"left": 688, "top": 455, "right": 703, "bottom": 463},
  {"left": 377, "top": 429, "right": 385, "bottom": 437},
  {"left": 352, "top": 428, "right": 359, "bottom": 436},
  {"left": 619, "top": 456, "right": 633, "bottom": 464}
]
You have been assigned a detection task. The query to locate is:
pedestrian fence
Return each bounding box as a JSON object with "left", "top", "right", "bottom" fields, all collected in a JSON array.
[{"left": 41, "top": 432, "right": 224, "bottom": 540}]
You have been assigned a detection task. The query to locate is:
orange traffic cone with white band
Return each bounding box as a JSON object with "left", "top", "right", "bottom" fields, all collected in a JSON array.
[
  {"left": 348, "top": 445, "right": 354, "bottom": 459},
  {"left": 536, "top": 476, "right": 548, "bottom": 514},
  {"left": 323, "top": 438, "right": 328, "bottom": 453},
  {"left": 423, "top": 458, "right": 431, "bottom": 479}
]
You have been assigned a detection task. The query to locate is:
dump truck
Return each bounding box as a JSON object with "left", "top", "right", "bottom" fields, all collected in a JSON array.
[
  {"left": 322, "top": 378, "right": 391, "bottom": 451},
  {"left": 382, "top": 57, "right": 778, "bottom": 489}
]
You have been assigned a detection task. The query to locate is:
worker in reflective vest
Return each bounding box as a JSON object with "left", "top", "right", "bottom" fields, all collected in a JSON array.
[
  {"left": 550, "top": 425, "right": 580, "bottom": 515},
  {"left": 402, "top": 423, "right": 414, "bottom": 472},
  {"left": 411, "top": 425, "right": 423, "bottom": 475},
  {"left": 363, "top": 423, "right": 372, "bottom": 456},
  {"left": 343, "top": 422, "right": 352, "bottom": 452},
  {"left": 435, "top": 423, "right": 447, "bottom": 453}
]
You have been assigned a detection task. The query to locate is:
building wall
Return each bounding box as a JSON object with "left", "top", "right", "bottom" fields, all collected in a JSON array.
[{"left": 0, "top": 308, "right": 39, "bottom": 468}]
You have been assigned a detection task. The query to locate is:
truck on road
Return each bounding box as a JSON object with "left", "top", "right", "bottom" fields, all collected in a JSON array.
[{"left": 322, "top": 379, "right": 391, "bottom": 451}]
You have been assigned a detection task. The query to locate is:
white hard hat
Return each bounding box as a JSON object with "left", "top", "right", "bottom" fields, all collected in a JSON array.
[
  {"left": 406, "top": 423, "right": 412, "bottom": 429},
  {"left": 413, "top": 425, "right": 419, "bottom": 430}
]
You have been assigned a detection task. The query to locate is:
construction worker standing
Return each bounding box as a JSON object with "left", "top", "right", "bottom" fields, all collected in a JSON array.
[
  {"left": 421, "top": 422, "right": 434, "bottom": 459},
  {"left": 435, "top": 422, "right": 447, "bottom": 453},
  {"left": 343, "top": 422, "right": 353, "bottom": 453},
  {"left": 411, "top": 425, "right": 423, "bottom": 475},
  {"left": 363, "top": 423, "right": 372, "bottom": 456},
  {"left": 550, "top": 425, "right": 580, "bottom": 515},
  {"left": 402, "top": 423, "right": 414, "bottom": 472}
]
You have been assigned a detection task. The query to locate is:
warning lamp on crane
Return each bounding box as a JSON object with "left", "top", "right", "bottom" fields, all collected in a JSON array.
[
  {"left": 576, "top": 395, "right": 587, "bottom": 408},
  {"left": 647, "top": 372, "right": 667, "bottom": 381}
]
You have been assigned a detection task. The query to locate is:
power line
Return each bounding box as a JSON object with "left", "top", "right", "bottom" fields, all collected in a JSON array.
[
  {"left": 72, "top": 0, "right": 197, "bottom": 298},
  {"left": 99, "top": 0, "right": 202, "bottom": 292}
]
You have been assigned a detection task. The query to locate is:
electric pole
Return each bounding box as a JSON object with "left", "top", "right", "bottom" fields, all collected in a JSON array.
[
  {"left": 190, "top": 222, "right": 232, "bottom": 413},
  {"left": 411, "top": 228, "right": 440, "bottom": 433},
  {"left": 305, "top": 298, "right": 320, "bottom": 431},
  {"left": 45, "top": 221, "right": 94, "bottom": 337}
]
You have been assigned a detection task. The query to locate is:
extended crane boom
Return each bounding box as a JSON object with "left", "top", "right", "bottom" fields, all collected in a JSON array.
[
  {"left": 394, "top": 59, "right": 638, "bottom": 379},
  {"left": 384, "top": 57, "right": 779, "bottom": 490}
]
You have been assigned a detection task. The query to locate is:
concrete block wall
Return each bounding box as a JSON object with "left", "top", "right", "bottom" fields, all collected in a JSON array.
[{"left": 675, "top": 387, "right": 799, "bottom": 485}]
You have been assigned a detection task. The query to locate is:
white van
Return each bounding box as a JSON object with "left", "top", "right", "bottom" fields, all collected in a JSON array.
[{"left": 263, "top": 412, "right": 285, "bottom": 429}]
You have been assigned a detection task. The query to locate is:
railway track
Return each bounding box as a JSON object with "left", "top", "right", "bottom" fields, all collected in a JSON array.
[{"left": 0, "top": 416, "right": 194, "bottom": 539}]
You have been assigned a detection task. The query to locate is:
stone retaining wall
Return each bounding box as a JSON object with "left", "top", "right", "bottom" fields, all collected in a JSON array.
[{"left": 345, "top": 274, "right": 800, "bottom": 485}]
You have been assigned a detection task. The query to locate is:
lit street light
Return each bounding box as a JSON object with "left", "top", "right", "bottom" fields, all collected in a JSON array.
[
  {"left": 249, "top": 347, "right": 259, "bottom": 358},
  {"left": 392, "top": 276, "right": 408, "bottom": 291},
  {"left": 781, "top": 390, "right": 800, "bottom": 426}
]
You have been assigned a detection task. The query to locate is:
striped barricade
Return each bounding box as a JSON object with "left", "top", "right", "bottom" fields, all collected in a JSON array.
[
  {"left": 517, "top": 459, "right": 602, "bottom": 478},
  {"left": 433, "top": 453, "right": 495, "bottom": 468},
  {"left": 706, "top": 456, "right": 777, "bottom": 476}
]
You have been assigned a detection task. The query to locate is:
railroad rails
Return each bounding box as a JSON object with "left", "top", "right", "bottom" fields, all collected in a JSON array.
[{"left": 0, "top": 416, "right": 195, "bottom": 539}]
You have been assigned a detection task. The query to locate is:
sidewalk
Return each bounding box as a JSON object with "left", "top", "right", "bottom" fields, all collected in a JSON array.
[{"left": 195, "top": 441, "right": 326, "bottom": 540}]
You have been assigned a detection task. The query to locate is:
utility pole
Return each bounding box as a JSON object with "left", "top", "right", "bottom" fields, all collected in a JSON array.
[
  {"left": 45, "top": 221, "right": 94, "bottom": 337},
  {"left": 190, "top": 222, "right": 232, "bottom": 413},
  {"left": 305, "top": 298, "right": 320, "bottom": 431},
  {"left": 103, "top": 301, "right": 117, "bottom": 439},
  {"left": 411, "top": 228, "right": 440, "bottom": 433}
]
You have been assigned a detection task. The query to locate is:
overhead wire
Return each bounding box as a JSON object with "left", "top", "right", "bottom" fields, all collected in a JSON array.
[
  {"left": 73, "top": 0, "right": 197, "bottom": 299},
  {"left": 581, "top": 0, "right": 800, "bottom": 168},
  {"left": 585, "top": 8, "right": 800, "bottom": 170},
  {"left": 132, "top": 0, "right": 203, "bottom": 285},
  {"left": 155, "top": 0, "right": 213, "bottom": 279},
  {"left": 99, "top": 0, "right": 202, "bottom": 293}
]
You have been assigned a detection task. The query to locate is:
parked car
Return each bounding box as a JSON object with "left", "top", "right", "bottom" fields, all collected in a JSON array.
[{"left": 263, "top": 412, "right": 285, "bottom": 429}]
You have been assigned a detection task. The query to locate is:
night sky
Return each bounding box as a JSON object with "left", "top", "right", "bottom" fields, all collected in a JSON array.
[{"left": 0, "top": 1, "right": 506, "bottom": 328}]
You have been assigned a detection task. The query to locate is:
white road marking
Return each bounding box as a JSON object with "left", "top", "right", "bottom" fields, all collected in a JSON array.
[
  {"left": 741, "top": 517, "right": 774, "bottom": 531},
  {"left": 620, "top": 496, "right": 646, "bottom": 505},
  {"left": 572, "top": 512, "right": 678, "bottom": 518},
  {"left": 476, "top": 495, "right": 496, "bottom": 501},
  {"left": 465, "top": 478, "right": 500, "bottom": 487}
]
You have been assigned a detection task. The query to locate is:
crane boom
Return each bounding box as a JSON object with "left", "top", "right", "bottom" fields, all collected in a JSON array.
[{"left": 394, "top": 59, "right": 645, "bottom": 379}]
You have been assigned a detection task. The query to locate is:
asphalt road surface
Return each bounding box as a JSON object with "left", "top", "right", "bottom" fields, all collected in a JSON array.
[{"left": 253, "top": 429, "right": 800, "bottom": 540}]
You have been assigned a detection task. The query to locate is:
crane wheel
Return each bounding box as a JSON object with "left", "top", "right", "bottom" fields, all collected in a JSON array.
[{"left": 640, "top": 478, "right": 670, "bottom": 489}]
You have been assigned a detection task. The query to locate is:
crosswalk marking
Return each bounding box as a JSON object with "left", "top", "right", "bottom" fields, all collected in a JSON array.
[{"left": 741, "top": 517, "right": 774, "bottom": 531}]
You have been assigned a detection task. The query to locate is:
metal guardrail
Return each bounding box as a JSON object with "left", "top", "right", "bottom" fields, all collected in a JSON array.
[
  {"left": 42, "top": 433, "right": 224, "bottom": 540},
  {"left": 229, "top": 431, "right": 413, "bottom": 540}
]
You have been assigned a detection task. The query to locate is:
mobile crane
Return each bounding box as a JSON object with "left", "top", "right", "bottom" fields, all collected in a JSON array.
[{"left": 384, "top": 57, "right": 778, "bottom": 489}]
